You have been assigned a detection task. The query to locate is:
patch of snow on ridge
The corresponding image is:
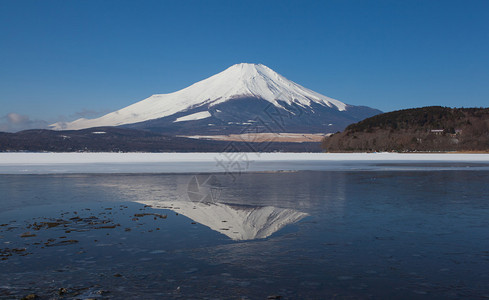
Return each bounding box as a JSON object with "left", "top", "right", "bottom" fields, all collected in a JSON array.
[{"left": 174, "top": 111, "right": 211, "bottom": 123}]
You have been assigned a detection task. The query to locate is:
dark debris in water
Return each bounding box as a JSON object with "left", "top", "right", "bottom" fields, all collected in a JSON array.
[
  {"left": 16, "top": 285, "right": 111, "bottom": 300},
  {"left": 134, "top": 212, "right": 167, "bottom": 219},
  {"left": 0, "top": 205, "right": 169, "bottom": 261},
  {"left": 44, "top": 239, "right": 79, "bottom": 247},
  {"left": 0, "top": 247, "right": 28, "bottom": 260}
]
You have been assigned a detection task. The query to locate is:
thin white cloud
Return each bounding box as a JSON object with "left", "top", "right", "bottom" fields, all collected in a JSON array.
[
  {"left": 0, "top": 108, "right": 111, "bottom": 132},
  {"left": 0, "top": 113, "right": 49, "bottom": 132},
  {"left": 7, "top": 113, "right": 29, "bottom": 124}
]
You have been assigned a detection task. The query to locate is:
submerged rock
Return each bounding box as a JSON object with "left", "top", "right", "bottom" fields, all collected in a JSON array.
[{"left": 20, "top": 232, "right": 36, "bottom": 238}]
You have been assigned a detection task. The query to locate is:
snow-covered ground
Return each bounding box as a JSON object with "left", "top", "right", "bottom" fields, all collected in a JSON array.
[{"left": 1, "top": 152, "right": 489, "bottom": 174}]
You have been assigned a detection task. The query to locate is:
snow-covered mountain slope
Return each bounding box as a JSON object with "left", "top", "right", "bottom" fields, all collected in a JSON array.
[{"left": 50, "top": 63, "right": 381, "bottom": 132}]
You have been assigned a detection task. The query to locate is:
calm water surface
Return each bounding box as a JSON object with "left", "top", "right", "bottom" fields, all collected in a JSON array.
[{"left": 1, "top": 169, "right": 489, "bottom": 299}]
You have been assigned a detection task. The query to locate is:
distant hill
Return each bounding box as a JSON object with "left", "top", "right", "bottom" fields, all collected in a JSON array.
[
  {"left": 322, "top": 106, "right": 489, "bottom": 152},
  {"left": 0, "top": 127, "right": 321, "bottom": 152}
]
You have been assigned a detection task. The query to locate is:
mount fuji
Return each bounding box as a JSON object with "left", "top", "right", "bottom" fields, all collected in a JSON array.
[{"left": 50, "top": 63, "right": 381, "bottom": 136}]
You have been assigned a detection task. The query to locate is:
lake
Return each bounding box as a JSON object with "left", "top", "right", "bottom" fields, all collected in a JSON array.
[{"left": 1, "top": 166, "right": 489, "bottom": 299}]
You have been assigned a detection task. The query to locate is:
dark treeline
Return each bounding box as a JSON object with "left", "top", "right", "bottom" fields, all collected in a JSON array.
[
  {"left": 0, "top": 127, "right": 322, "bottom": 153},
  {"left": 322, "top": 106, "right": 489, "bottom": 152}
]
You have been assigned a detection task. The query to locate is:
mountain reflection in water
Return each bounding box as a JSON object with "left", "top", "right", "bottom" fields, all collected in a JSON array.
[{"left": 96, "top": 173, "right": 309, "bottom": 240}]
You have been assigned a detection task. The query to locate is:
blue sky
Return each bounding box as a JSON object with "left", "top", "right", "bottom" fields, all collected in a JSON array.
[{"left": 1, "top": 0, "right": 488, "bottom": 131}]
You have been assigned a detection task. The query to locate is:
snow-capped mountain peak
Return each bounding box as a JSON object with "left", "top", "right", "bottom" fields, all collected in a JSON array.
[
  {"left": 50, "top": 63, "right": 348, "bottom": 130},
  {"left": 199, "top": 63, "right": 347, "bottom": 110}
]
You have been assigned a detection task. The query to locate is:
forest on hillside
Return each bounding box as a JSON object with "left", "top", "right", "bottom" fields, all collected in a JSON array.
[{"left": 322, "top": 106, "right": 489, "bottom": 152}]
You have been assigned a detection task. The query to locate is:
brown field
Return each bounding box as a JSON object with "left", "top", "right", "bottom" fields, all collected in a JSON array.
[{"left": 181, "top": 133, "right": 330, "bottom": 143}]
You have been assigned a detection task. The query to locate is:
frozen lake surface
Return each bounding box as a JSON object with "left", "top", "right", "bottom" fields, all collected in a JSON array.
[
  {"left": 1, "top": 152, "right": 489, "bottom": 174},
  {"left": 1, "top": 154, "right": 489, "bottom": 299}
]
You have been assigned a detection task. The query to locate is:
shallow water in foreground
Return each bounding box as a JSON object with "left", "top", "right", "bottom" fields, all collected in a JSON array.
[{"left": 1, "top": 169, "right": 489, "bottom": 299}]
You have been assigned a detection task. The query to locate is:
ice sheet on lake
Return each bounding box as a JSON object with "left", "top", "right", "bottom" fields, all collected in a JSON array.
[{"left": 1, "top": 152, "right": 489, "bottom": 174}]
